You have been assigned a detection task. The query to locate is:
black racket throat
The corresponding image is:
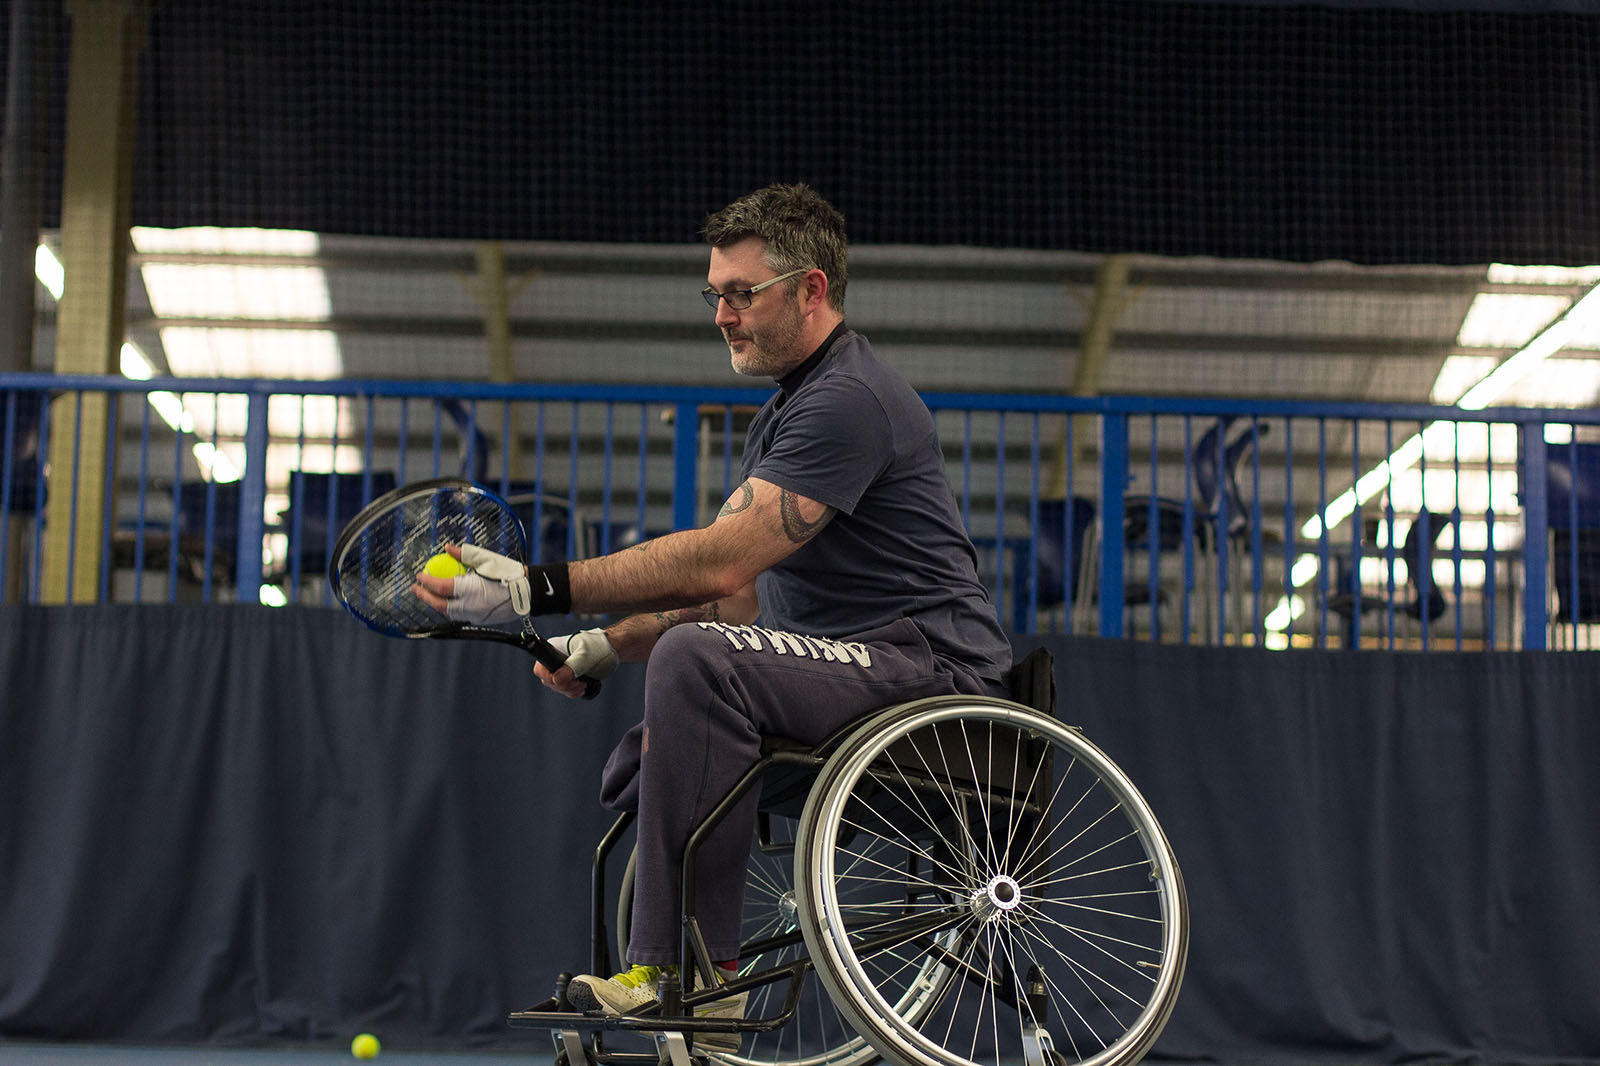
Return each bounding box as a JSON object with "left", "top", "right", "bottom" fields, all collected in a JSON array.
[{"left": 422, "top": 623, "right": 602, "bottom": 699}]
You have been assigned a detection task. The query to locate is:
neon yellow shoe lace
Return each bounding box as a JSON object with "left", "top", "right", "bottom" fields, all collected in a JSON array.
[{"left": 613, "top": 963, "right": 671, "bottom": 989}]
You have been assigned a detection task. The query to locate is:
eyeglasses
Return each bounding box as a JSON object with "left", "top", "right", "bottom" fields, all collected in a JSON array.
[{"left": 701, "top": 268, "right": 810, "bottom": 311}]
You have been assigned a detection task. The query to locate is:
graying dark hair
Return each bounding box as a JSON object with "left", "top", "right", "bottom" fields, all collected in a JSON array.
[{"left": 702, "top": 183, "right": 847, "bottom": 312}]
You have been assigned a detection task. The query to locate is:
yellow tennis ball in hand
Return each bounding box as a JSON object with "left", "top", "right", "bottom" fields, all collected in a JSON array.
[
  {"left": 351, "top": 1033, "right": 380, "bottom": 1059},
  {"left": 423, "top": 551, "right": 469, "bottom": 579}
]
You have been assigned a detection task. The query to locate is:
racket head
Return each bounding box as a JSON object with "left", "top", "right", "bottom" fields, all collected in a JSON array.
[{"left": 328, "top": 476, "right": 529, "bottom": 638}]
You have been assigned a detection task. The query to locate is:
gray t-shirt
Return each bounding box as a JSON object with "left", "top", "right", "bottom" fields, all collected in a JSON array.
[{"left": 740, "top": 329, "right": 1012, "bottom": 682}]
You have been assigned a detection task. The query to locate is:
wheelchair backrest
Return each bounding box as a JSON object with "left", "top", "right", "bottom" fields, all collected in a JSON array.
[{"left": 1007, "top": 646, "right": 1056, "bottom": 715}]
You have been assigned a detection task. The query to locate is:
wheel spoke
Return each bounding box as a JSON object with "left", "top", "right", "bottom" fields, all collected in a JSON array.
[{"left": 834, "top": 812, "right": 971, "bottom": 894}]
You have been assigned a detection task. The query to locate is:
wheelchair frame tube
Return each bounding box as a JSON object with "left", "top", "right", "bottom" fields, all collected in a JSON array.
[
  {"left": 678, "top": 748, "right": 825, "bottom": 993},
  {"left": 593, "top": 811, "right": 637, "bottom": 977}
]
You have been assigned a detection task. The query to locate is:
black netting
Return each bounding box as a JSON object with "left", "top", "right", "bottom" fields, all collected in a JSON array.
[{"left": 7, "top": 1, "right": 1600, "bottom": 262}]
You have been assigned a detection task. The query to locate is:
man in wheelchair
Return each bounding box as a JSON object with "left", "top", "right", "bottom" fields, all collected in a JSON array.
[{"left": 414, "top": 183, "right": 1014, "bottom": 1044}]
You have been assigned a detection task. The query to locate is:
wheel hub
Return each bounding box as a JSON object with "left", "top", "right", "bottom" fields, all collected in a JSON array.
[
  {"left": 972, "top": 874, "right": 1024, "bottom": 919},
  {"left": 779, "top": 889, "right": 799, "bottom": 925}
]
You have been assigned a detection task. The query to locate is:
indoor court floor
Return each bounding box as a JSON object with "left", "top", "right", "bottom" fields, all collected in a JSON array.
[
  {"left": 0, "top": 1047, "right": 1255, "bottom": 1066},
  {"left": 0, "top": 1046, "right": 1229, "bottom": 1066},
  {"left": 0, "top": 1044, "right": 539, "bottom": 1065}
]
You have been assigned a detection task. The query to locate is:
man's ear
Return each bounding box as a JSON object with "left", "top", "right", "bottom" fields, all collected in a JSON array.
[{"left": 801, "top": 268, "right": 829, "bottom": 311}]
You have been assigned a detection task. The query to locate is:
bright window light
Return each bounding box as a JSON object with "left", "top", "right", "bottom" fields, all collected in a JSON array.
[
  {"left": 35, "top": 244, "right": 64, "bottom": 300},
  {"left": 1457, "top": 283, "right": 1600, "bottom": 410},
  {"left": 1488, "top": 359, "right": 1600, "bottom": 409},
  {"left": 159, "top": 326, "right": 341, "bottom": 380},
  {"left": 139, "top": 264, "right": 332, "bottom": 322},
  {"left": 1430, "top": 355, "right": 1499, "bottom": 404},
  {"left": 1486, "top": 263, "right": 1600, "bottom": 285},
  {"left": 1455, "top": 292, "right": 1569, "bottom": 349},
  {"left": 192, "top": 441, "right": 241, "bottom": 483},
  {"left": 131, "top": 227, "right": 341, "bottom": 382},
  {"left": 1288, "top": 555, "right": 1319, "bottom": 588},
  {"left": 146, "top": 391, "right": 192, "bottom": 432},
  {"left": 130, "top": 226, "right": 320, "bottom": 256},
  {"left": 119, "top": 342, "right": 155, "bottom": 380},
  {"left": 1264, "top": 594, "right": 1306, "bottom": 632}
]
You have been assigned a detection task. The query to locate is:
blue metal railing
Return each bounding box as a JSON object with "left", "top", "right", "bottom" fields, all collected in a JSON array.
[{"left": 4, "top": 372, "right": 1598, "bottom": 650}]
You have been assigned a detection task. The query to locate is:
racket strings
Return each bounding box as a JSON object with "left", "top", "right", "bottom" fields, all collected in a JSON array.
[{"left": 334, "top": 487, "right": 526, "bottom": 635}]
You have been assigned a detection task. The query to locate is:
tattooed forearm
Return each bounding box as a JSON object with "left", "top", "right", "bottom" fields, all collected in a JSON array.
[
  {"left": 653, "top": 600, "right": 723, "bottom": 634},
  {"left": 719, "top": 481, "right": 755, "bottom": 518},
  {"left": 780, "top": 489, "right": 833, "bottom": 543}
]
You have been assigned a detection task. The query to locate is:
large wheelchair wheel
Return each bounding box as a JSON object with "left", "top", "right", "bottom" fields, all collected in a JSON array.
[
  {"left": 616, "top": 818, "right": 957, "bottom": 1066},
  {"left": 794, "top": 697, "right": 1188, "bottom": 1066}
]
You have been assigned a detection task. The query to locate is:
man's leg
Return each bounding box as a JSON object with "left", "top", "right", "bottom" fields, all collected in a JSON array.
[{"left": 620, "top": 617, "right": 997, "bottom": 966}]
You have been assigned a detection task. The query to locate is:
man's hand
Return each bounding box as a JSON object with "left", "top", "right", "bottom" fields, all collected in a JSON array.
[
  {"left": 535, "top": 628, "right": 620, "bottom": 699},
  {"left": 411, "top": 545, "right": 572, "bottom": 622}
]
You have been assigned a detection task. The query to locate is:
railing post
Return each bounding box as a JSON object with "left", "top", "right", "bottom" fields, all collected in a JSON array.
[
  {"left": 234, "top": 389, "right": 270, "bottom": 602},
  {"left": 672, "top": 401, "right": 699, "bottom": 532},
  {"left": 1099, "top": 411, "right": 1128, "bottom": 639},
  {"left": 1521, "top": 423, "right": 1548, "bottom": 649}
]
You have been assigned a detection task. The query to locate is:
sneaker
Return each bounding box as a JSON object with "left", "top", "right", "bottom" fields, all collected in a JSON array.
[
  {"left": 691, "top": 970, "right": 747, "bottom": 1056},
  {"left": 566, "top": 963, "right": 666, "bottom": 1015},
  {"left": 565, "top": 964, "right": 746, "bottom": 1055}
]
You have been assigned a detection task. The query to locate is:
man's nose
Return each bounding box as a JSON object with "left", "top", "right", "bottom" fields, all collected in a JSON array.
[{"left": 714, "top": 300, "right": 740, "bottom": 329}]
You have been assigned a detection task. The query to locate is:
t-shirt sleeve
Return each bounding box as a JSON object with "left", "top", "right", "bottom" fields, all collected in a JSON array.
[{"left": 746, "top": 374, "right": 890, "bottom": 514}]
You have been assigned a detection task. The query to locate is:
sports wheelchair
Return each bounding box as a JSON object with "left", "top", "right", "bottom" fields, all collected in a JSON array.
[{"left": 510, "top": 649, "right": 1188, "bottom": 1066}]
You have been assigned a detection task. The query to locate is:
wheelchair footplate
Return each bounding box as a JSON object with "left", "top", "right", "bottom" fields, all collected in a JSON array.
[{"left": 508, "top": 964, "right": 808, "bottom": 1066}]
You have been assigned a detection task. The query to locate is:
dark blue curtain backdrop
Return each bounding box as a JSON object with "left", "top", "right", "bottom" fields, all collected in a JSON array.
[
  {"left": 2, "top": 604, "right": 1597, "bottom": 1061},
  {"left": 5, "top": 1, "right": 1600, "bottom": 263}
]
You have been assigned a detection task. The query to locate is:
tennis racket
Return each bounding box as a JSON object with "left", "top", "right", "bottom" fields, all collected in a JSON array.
[{"left": 328, "top": 476, "right": 602, "bottom": 698}]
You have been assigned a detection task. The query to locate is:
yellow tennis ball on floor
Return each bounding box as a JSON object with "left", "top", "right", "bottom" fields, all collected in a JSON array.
[
  {"left": 423, "top": 551, "right": 469, "bottom": 578},
  {"left": 351, "top": 1032, "right": 380, "bottom": 1059}
]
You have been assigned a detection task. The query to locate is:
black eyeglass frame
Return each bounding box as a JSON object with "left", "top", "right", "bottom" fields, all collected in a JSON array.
[{"left": 701, "top": 268, "right": 811, "bottom": 311}]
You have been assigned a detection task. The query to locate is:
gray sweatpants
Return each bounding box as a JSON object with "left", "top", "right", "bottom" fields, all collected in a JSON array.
[{"left": 598, "top": 616, "right": 1007, "bottom": 966}]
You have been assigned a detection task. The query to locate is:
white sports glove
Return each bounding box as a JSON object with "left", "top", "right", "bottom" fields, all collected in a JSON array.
[
  {"left": 442, "top": 544, "right": 531, "bottom": 625},
  {"left": 548, "top": 628, "right": 620, "bottom": 680}
]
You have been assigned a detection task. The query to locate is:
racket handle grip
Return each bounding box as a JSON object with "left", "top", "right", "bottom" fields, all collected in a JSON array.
[{"left": 532, "top": 637, "right": 603, "bottom": 700}]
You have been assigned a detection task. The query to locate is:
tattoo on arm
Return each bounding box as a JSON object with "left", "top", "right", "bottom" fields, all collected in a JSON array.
[
  {"left": 780, "top": 489, "right": 833, "bottom": 543},
  {"left": 653, "top": 600, "right": 722, "bottom": 635},
  {"left": 719, "top": 481, "right": 754, "bottom": 518}
]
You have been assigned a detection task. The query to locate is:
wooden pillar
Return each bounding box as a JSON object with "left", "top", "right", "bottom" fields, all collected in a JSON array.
[
  {"left": 470, "top": 241, "right": 533, "bottom": 478},
  {"left": 42, "top": 0, "right": 146, "bottom": 602},
  {"left": 1047, "top": 254, "right": 1130, "bottom": 499}
]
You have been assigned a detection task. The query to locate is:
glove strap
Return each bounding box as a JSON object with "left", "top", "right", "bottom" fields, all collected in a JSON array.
[{"left": 506, "top": 576, "right": 531, "bottom": 616}]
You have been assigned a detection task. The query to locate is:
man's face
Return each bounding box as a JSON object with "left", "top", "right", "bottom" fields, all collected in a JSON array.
[{"left": 707, "top": 238, "right": 808, "bottom": 378}]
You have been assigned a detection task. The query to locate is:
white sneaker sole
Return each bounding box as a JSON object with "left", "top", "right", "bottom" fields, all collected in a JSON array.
[{"left": 566, "top": 977, "right": 655, "bottom": 1015}]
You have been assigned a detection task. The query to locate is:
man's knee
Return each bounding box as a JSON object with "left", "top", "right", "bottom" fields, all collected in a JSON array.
[
  {"left": 598, "top": 722, "right": 645, "bottom": 810},
  {"left": 644, "top": 624, "right": 725, "bottom": 694},
  {"left": 642, "top": 625, "right": 761, "bottom": 755}
]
